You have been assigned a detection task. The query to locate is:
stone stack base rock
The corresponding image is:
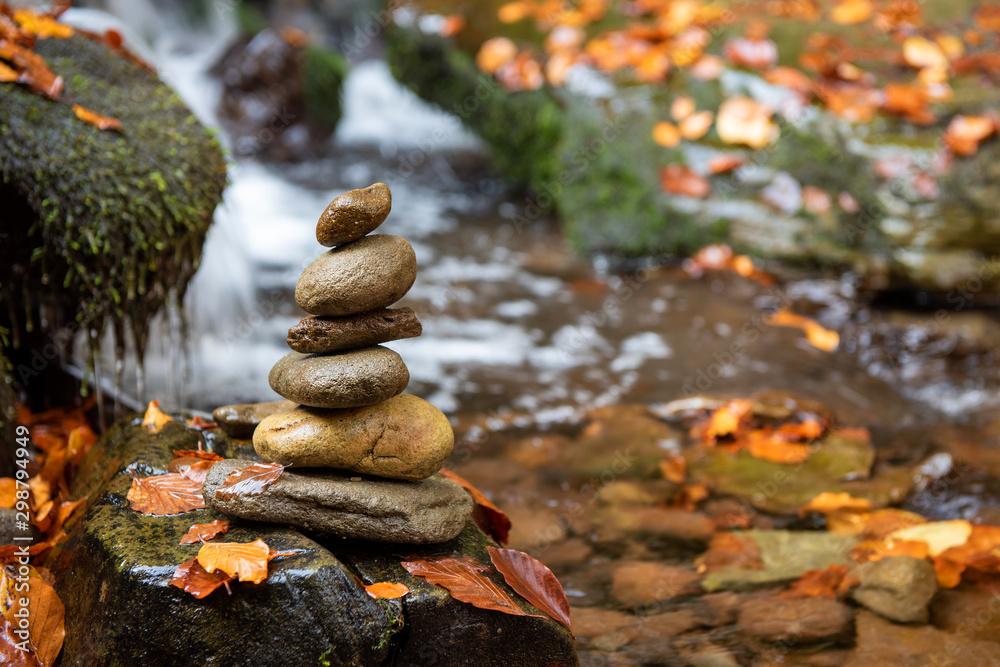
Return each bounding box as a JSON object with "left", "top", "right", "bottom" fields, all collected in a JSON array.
[{"left": 211, "top": 183, "right": 471, "bottom": 544}]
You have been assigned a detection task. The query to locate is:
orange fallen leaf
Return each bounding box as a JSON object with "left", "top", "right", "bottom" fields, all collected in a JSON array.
[
  {"left": 0, "top": 480, "right": 14, "bottom": 510},
  {"left": 3, "top": 566, "right": 64, "bottom": 667},
  {"left": 673, "top": 482, "right": 709, "bottom": 510},
  {"left": 169, "top": 557, "right": 234, "bottom": 599},
  {"left": 197, "top": 539, "right": 274, "bottom": 584},
  {"left": 769, "top": 310, "right": 839, "bottom": 352},
  {"left": 679, "top": 110, "right": 714, "bottom": 140},
  {"left": 708, "top": 154, "right": 746, "bottom": 175},
  {"left": 214, "top": 463, "right": 286, "bottom": 501},
  {"left": 689, "top": 54, "right": 724, "bottom": 80},
  {"left": 364, "top": 582, "right": 410, "bottom": 599},
  {"left": 186, "top": 415, "right": 218, "bottom": 430},
  {"left": 802, "top": 186, "right": 832, "bottom": 214},
  {"left": 142, "top": 400, "right": 172, "bottom": 434},
  {"left": 126, "top": 473, "right": 205, "bottom": 516},
  {"left": 799, "top": 492, "right": 873, "bottom": 517},
  {"left": 931, "top": 524, "right": 1000, "bottom": 588},
  {"left": 716, "top": 96, "right": 777, "bottom": 149},
  {"left": 943, "top": 115, "right": 996, "bottom": 157},
  {"left": 659, "top": 455, "right": 686, "bottom": 484},
  {"left": 71, "top": 104, "right": 122, "bottom": 131},
  {"left": 670, "top": 95, "right": 696, "bottom": 122},
  {"left": 180, "top": 460, "right": 215, "bottom": 485},
  {"left": 743, "top": 431, "right": 811, "bottom": 464},
  {"left": 477, "top": 37, "right": 518, "bottom": 75},
  {"left": 851, "top": 537, "right": 929, "bottom": 563},
  {"left": 652, "top": 121, "right": 681, "bottom": 147},
  {"left": 785, "top": 565, "right": 859, "bottom": 599},
  {"left": 438, "top": 14, "right": 466, "bottom": 38},
  {"left": 830, "top": 0, "right": 872, "bottom": 24},
  {"left": 659, "top": 164, "right": 710, "bottom": 198},
  {"left": 902, "top": 35, "right": 948, "bottom": 71},
  {"left": 172, "top": 449, "right": 224, "bottom": 462},
  {"left": 0, "top": 61, "right": 17, "bottom": 82},
  {"left": 177, "top": 521, "right": 230, "bottom": 547},
  {"left": 763, "top": 66, "right": 813, "bottom": 94},
  {"left": 439, "top": 469, "right": 512, "bottom": 544},
  {"left": 703, "top": 399, "right": 753, "bottom": 443},
  {"left": 723, "top": 37, "right": 777, "bottom": 69},
  {"left": 697, "top": 532, "right": 764, "bottom": 573},
  {"left": 12, "top": 8, "right": 72, "bottom": 39},
  {"left": 488, "top": 546, "right": 572, "bottom": 633}
]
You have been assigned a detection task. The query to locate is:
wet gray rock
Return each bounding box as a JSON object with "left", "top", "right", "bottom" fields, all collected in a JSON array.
[
  {"left": 850, "top": 556, "right": 938, "bottom": 624},
  {"left": 316, "top": 182, "right": 392, "bottom": 247},
  {"left": 212, "top": 399, "right": 299, "bottom": 439},
  {"left": 204, "top": 459, "right": 473, "bottom": 544},
  {"left": 253, "top": 395, "right": 453, "bottom": 480},
  {"left": 268, "top": 347, "right": 409, "bottom": 409},
  {"left": 287, "top": 307, "right": 422, "bottom": 354},
  {"left": 295, "top": 234, "right": 417, "bottom": 316}
]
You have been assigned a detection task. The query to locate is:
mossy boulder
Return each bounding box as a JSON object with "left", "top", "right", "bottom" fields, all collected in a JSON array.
[
  {"left": 385, "top": 7, "right": 1000, "bottom": 294},
  {"left": 49, "top": 415, "right": 578, "bottom": 666},
  {"left": 0, "top": 32, "right": 227, "bottom": 361}
]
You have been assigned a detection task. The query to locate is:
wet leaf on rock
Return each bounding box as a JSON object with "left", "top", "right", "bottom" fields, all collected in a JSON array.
[
  {"left": 169, "top": 557, "right": 234, "bottom": 599},
  {"left": 3, "top": 568, "right": 64, "bottom": 667},
  {"left": 488, "top": 546, "right": 573, "bottom": 633},
  {"left": 784, "top": 565, "right": 859, "bottom": 599},
  {"left": 179, "top": 520, "right": 231, "bottom": 545},
  {"left": 197, "top": 539, "right": 277, "bottom": 584},
  {"left": 402, "top": 556, "right": 543, "bottom": 619},
  {"left": 364, "top": 582, "right": 410, "bottom": 600},
  {"left": 215, "top": 463, "right": 286, "bottom": 501},
  {"left": 439, "top": 469, "right": 512, "bottom": 544},
  {"left": 141, "top": 400, "right": 172, "bottom": 434},
  {"left": 179, "top": 460, "right": 215, "bottom": 485},
  {"left": 126, "top": 473, "right": 205, "bottom": 516},
  {"left": 172, "top": 449, "right": 224, "bottom": 462}
]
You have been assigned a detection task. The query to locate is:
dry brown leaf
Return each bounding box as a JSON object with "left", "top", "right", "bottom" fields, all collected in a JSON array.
[{"left": 126, "top": 473, "right": 205, "bottom": 516}]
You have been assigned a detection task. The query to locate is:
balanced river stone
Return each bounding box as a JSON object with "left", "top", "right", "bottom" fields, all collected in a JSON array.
[
  {"left": 287, "top": 307, "right": 422, "bottom": 354},
  {"left": 295, "top": 234, "right": 416, "bottom": 317},
  {"left": 316, "top": 182, "right": 392, "bottom": 247},
  {"left": 203, "top": 458, "right": 474, "bottom": 544},
  {"left": 254, "top": 394, "right": 453, "bottom": 480},
  {"left": 212, "top": 399, "right": 299, "bottom": 439},
  {"left": 269, "top": 347, "right": 409, "bottom": 409}
]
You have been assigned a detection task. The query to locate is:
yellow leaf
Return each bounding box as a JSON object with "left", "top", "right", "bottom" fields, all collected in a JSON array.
[
  {"left": 476, "top": 37, "right": 518, "bottom": 75},
  {"left": 652, "top": 121, "right": 681, "bottom": 147},
  {"left": 799, "top": 492, "right": 873, "bottom": 517},
  {"left": 13, "top": 8, "right": 73, "bottom": 39},
  {"left": 679, "top": 110, "right": 714, "bottom": 140},
  {"left": 142, "top": 400, "right": 172, "bottom": 434},
  {"left": 902, "top": 35, "right": 948, "bottom": 70},
  {"left": 0, "top": 62, "right": 18, "bottom": 83},
  {"left": 197, "top": 539, "right": 272, "bottom": 584},
  {"left": 716, "top": 96, "right": 778, "bottom": 149},
  {"left": 830, "top": 0, "right": 872, "bottom": 25},
  {"left": 890, "top": 520, "right": 972, "bottom": 557},
  {"left": 670, "top": 95, "right": 696, "bottom": 122}
]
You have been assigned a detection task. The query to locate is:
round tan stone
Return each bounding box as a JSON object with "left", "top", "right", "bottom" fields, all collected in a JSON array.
[
  {"left": 253, "top": 394, "right": 454, "bottom": 480},
  {"left": 316, "top": 182, "right": 392, "bottom": 247},
  {"left": 295, "top": 234, "right": 417, "bottom": 317},
  {"left": 268, "top": 347, "right": 409, "bottom": 409}
]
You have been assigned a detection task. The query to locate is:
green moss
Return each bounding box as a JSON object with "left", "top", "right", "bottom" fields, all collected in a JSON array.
[
  {"left": 303, "top": 45, "right": 349, "bottom": 130},
  {"left": 0, "top": 34, "right": 226, "bottom": 355}
]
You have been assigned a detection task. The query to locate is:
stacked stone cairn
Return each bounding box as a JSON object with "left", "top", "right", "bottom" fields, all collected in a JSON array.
[{"left": 208, "top": 183, "right": 473, "bottom": 544}]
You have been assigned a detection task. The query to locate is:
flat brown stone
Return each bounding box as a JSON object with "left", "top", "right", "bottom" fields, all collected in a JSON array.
[
  {"left": 295, "top": 234, "right": 416, "bottom": 317},
  {"left": 316, "top": 182, "right": 391, "bottom": 247},
  {"left": 268, "top": 347, "right": 409, "bottom": 409},
  {"left": 212, "top": 399, "right": 299, "bottom": 439},
  {"left": 287, "top": 307, "right": 422, "bottom": 354}
]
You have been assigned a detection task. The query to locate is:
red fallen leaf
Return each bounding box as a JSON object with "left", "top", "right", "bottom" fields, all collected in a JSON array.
[
  {"left": 439, "top": 469, "right": 512, "bottom": 544},
  {"left": 660, "top": 164, "right": 710, "bottom": 198},
  {"left": 487, "top": 546, "right": 572, "bottom": 633},
  {"left": 364, "top": 582, "right": 410, "bottom": 599},
  {"left": 180, "top": 460, "right": 215, "bottom": 485},
  {"left": 784, "top": 565, "right": 860, "bottom": 599},
  {"left": 197, "top": 539, "right": 277, "bottom": 584},
  {"left": 215, "top": 463, "right": 286, "bottom": 501},
  {"left": 172, "top": 449, "right": 224, "bottom": 462},
  {"left": 0, "top": 615, "right": 39, "bottom": 667},
  {"left": 0, "top": 542, "right": 50, "bottom": 560},
  {"left": 186, "top": 415, "right": 218, "bottom": 430},
  {"left": 126, "top": 473, "right": 205, "bottom": 516},
  {"left": 438, "top": 14, "right": 466, "bottom": 38},
  {"left": 169, "top": 557, "right": 234, "bottom": 599},
  {"left": 72, "top": 103, "right": 122, "bottom": 131},
  {"left": 723, "top": 37, "right": 777, "bottom": 69},
  {"left": 402, "top": 556, "right": 543, "bottom": 619},
  {"left": 179, "top": 519, "right": 231, "bottom": 545}
]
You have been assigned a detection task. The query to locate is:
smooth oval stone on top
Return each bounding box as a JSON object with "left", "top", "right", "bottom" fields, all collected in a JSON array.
[
  {"left": 316, "top": 182, "right": 392, "bottom": 247},
  {"left": 295, "top": 235, "right": 416, "bottom": 317},
  {"left": 254, "top": 394, "right": 453, "bottom": 480},
  {"left": 203, "top": 458, "right": 473, "bottom": 544},
  {"left": 268, "top": 347, "right": 409, "bottom": 409}
]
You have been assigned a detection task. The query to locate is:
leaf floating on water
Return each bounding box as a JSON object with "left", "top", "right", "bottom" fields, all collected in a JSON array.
[
  {"left": 72, "top": 104, "right": 123, "bottom": 131},
  {"left": 197, "top": 539, "right": 275, "bottom": 584},
  {"left": 142, "top": 400, "right": 172, "bottom": 433},
  {"left": 179, "top": 520, "right": 231, "bottom": 545},
  {"left": 215, "top": 463, "right": 287, "bottom": 501},
  {"left": 487, "top": 546, "right": 573, "bottom": 633},
  {"left": 402, "top": 556, "right": 541, "bottom": 618},
  {"left": 784, "top": 565, "right": 859, "bottom": 599},
  {"left": 126, "top": 473, "right": 205, "bottom": 516},
  {"left": 364, "top": 582, "right": 410, "bottom": 599},
  {"left": 438, "top": 469, "right": 512, "bottom": 544},
  {"left": 169, "top": 557, "right": 234, "bottom": 599}
]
